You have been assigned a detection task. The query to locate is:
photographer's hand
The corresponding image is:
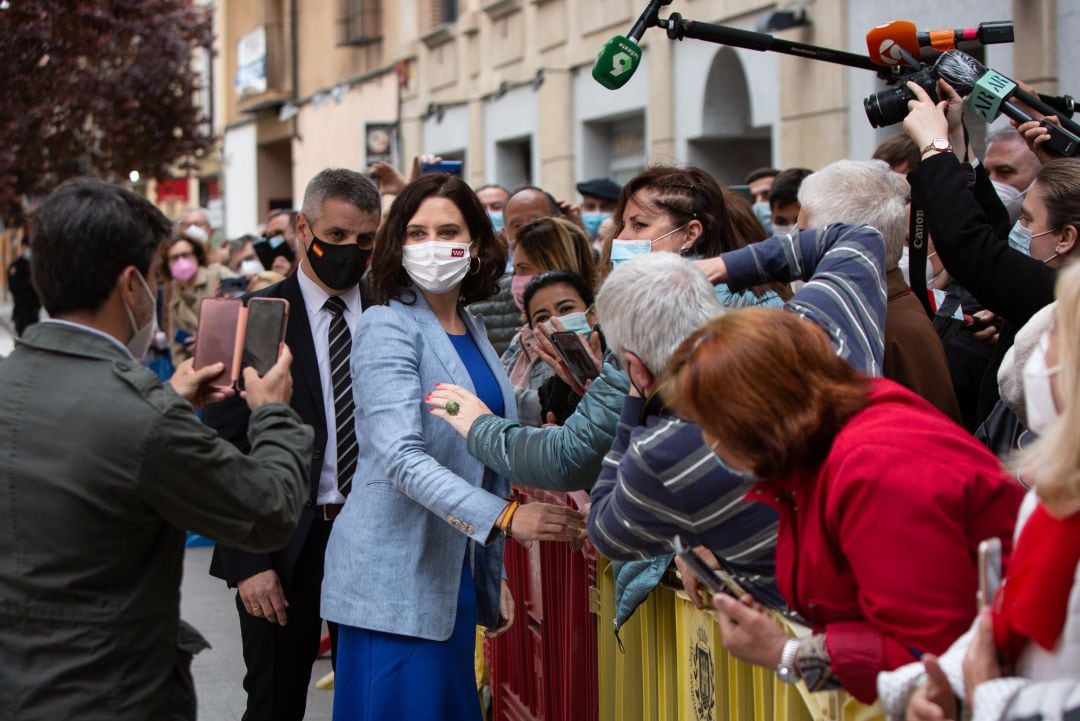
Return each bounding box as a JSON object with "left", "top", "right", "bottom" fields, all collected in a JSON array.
[
  {"left": 903, "top": 82, "right": 950, "bottom": 157},
  {"left": 936, "top": 79, "right": 968, "bottom": 161}
]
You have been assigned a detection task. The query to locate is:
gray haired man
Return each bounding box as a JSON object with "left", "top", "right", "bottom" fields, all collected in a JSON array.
[
  {"left": 206, "top": 168, "right": 380, "bottom": 721},
  {"left": 797, "top": 159, "right": 961, "bottom": 422}
]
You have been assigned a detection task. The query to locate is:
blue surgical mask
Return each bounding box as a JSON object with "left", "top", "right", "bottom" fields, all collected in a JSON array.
[
  {"left": 488, "top": 210, "right": 505, "bottom": 236},
  {"left": 1008, "top": 220, "right": 1057, "bottom": 259},
  {"left": 610, "top": 225, "right": 688, "bottom": 266},
  {"left": 610, "top": 239, "right": 652, "bottom": 266},
  {"left": 267, "top": 233, "right": 290, "bottom": 250},
  {"left": 582, "top": 211, "right": 611, "bottom": 239},
  {"left": 752, "top": 201, "right": 773, "bottom": 235},
  {"left": 1008, "top": 220, "right": 1032, "bottom": 255},
  {"left": 544, "top": 310, "right": 593, "bottom": 339}
]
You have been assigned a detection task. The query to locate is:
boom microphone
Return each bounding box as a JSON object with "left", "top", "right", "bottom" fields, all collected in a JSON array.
[
  {"left": 592, "top": 0, "right": 672, "bottom": 89},
  {"left": 866, "top": 21, "right": 920, "bottom": 67},
  {"left": 866, "top": 20, "right": 1013, "bottom": 67},
  {"left": 933, "top": 50, "right": 1080, "bottom": 156}
]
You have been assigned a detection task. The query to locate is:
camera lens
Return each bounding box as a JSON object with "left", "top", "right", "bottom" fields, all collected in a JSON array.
[{"left": 864, "top": 85, "right": 913, "bottom": 128}]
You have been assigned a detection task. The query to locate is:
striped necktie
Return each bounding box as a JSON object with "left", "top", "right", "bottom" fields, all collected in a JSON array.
[{"left": 323, "top": 296, "right": 357, "bottom": 496}]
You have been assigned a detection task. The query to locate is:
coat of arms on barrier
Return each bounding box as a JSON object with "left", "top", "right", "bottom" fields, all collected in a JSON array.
[{"left": 689, "top": 626, "right": 715, "bottom": 721}]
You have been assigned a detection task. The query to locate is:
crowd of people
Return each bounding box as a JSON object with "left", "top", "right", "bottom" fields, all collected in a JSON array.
[{"left": 0, "top": 75, "right": 1077, "bottom": 721}]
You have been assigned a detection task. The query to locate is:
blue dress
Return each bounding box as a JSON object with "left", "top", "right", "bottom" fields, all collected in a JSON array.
[{"left": 332, "top": 329, "right": 505, "bottom": 721}]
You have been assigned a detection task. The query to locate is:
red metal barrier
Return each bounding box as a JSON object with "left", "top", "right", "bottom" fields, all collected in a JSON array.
[{"left": 486, "top": 488, "right": 598, "bottom": 721}]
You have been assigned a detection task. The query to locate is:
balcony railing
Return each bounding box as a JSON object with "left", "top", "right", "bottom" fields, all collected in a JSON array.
[
  {"left": 339, "top": 0, "right": 383, "bottom": 46},
  {"left": 235, "top": 21, "right": 289, "bottom": 113}
]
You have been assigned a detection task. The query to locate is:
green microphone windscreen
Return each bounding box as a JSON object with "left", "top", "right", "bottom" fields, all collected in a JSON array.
[{"left": 591, "top": 36, "right": 642, "bottom": 90}]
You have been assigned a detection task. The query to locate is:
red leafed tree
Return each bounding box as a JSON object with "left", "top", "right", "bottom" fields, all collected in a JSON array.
[{"left": 0, "top": 0, "right": 214, "bottom": 219}]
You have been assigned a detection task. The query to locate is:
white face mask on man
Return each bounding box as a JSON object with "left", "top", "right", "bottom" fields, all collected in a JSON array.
[
  {"left": 402, "top": 240, "right": 474, "bottom": 295},
  {"left": 900, "top": 245, "right": 943, "bottom": 287},
  {"left": 123, "top": 270, "right": 158, "bottom": 360}
]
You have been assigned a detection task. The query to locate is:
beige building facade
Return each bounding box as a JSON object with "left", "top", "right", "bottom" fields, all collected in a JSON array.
[{"left": 214, "top": 0, "right": 1071, "bottom": 228}]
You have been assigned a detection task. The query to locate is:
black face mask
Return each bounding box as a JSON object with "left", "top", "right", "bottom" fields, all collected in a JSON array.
[{"left": 306, "top": 235, "right": 370, "bottom": 291}]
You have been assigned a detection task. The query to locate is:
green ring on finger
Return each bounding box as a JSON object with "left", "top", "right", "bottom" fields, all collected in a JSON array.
[{"left": 445, "top": 400, "right": 460, "bottom": 416}]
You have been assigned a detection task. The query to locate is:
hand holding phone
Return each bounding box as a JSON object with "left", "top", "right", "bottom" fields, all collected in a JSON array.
[
  {"left": 673, "top": 535, "right": 737, "bottom": 600},
  {"left": 194, "top": 297, "right": 290, "bottom": 392}
]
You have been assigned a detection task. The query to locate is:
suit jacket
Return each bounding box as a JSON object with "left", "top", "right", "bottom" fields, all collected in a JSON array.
[
  {"left": 207, "top": 272, "right": 373, "bottom": 589},
  {"left": 320, "top": 288, "right": 516, "bottom": 641}
]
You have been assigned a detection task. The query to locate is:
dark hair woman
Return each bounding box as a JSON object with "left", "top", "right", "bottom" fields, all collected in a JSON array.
[
  {"left": 600, "top": 165, "right": 790, "bottom": 305},
  {"left": 321, "top": 173, "right": 586, "bottom": 721}
]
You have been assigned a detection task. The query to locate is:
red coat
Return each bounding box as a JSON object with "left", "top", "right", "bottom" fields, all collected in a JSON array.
[{"left": 748, "top": 379, "right": 1024, "bottom": 703}]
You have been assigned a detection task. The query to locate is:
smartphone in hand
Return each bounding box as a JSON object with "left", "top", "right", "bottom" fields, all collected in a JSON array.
[
  {"left": 673, "top": 535, "right": 734, "bottom": 597},
  {"left": 194, "top": 297, "right": 290, "bottom": 391},
  {"left": 977, "top": 537, "right": 1003, "bottom": 608},
  {"left": 549, "top": 331, "right": 600, "bottom": 388},
  {"left": 193, "top": 298, "right": 244, "bottom": 390},
  {"left": 420, "top": 160, "right": 463, "bottom": 177},
  {"left": 242, "top": 298, "right": 289, "bottom": 378},
  {"left": 219, "top": 276, "right": 248, "bottom": 298}
]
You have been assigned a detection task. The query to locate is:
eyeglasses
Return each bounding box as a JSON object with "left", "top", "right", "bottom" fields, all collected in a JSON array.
[{"left": 168, "top": 251, "right": 196, "bottom": 262}]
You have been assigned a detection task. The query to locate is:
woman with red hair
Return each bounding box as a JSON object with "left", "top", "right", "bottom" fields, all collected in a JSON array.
[{"left": 664, "top": 307, "right": 1025, "bottom": 703}]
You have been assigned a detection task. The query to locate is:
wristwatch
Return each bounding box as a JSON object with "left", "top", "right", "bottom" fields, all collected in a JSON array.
[
  {"left": 921, "top": 138, "right": 953, "bottom": 156},
  {"left": 777, "top": 637, "right": 802, "bottom": 685}
]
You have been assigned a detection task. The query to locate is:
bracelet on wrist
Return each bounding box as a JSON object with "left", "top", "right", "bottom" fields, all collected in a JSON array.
[{"left": 497, "top": 500, "right": 520, "bottom": 538}]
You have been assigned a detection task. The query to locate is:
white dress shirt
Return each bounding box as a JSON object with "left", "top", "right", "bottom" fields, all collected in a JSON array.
[{"left": 296, "top": 262, "right": 362, "bottom": 505}]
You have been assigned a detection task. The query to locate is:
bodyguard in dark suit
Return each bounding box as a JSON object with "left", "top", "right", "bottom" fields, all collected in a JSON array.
[{"left": 206, "top": 169, "right": 380, "bottom": 721}]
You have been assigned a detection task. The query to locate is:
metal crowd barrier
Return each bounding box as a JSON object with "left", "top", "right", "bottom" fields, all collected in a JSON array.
[{"left": 484, "top": 490, "right": 884, "bottom": 721}]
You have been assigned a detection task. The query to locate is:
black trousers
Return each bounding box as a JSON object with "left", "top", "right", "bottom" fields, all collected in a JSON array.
[{"left": 235, "top": 517, "right": 337, "bottom": 721}]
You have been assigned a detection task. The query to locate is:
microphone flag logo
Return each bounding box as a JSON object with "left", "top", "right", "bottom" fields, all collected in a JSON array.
[
  {"left": 611, "top": 51, "right": 633, "bottom": 77},
  {"left": 878, "top": 39, "right": 905, "bottom": 65}
]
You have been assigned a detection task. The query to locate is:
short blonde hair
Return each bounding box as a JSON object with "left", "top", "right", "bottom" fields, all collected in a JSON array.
[{"left": 1018, "top": 259, "right": 1080, "bottom": 516}]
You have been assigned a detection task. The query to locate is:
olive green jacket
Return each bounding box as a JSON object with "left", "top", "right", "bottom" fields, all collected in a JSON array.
[{"left": 0, "top": 321, "right": 313, "bottom": 720}]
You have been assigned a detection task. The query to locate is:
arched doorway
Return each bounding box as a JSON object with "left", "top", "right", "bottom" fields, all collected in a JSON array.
[{"left": 686, "top": 47, "right": 772, "bottom": 185}]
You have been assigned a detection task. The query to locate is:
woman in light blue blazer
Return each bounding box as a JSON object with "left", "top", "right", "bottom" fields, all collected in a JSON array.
[{"left": 322, "top": 174, "right": 587, "bottom": 721}]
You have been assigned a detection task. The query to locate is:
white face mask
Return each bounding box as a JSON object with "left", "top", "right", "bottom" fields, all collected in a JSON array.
[
  {"left": 402, "top": 240, "right": 473, "bottom": 295},
  {"left": 900, "top": 246, "right": 942, "bottom": 287},
  {"left": 239, "top": 258, "right": 265, "bottom": 276},
  {"left": 772, "top": 224, "right": 794, "bottom": 236},
  {"left": 123, "top": 270, "right": 158, "bottom": 360},
  {"left": 1022, "top": 331, "right": 1061, "bottom": 435},
  {"left": 992, "top": 180, "right": 1024, "bottom": 225},
  {"left": 183, "top": 224, "right": 209, "bottom": 245}
]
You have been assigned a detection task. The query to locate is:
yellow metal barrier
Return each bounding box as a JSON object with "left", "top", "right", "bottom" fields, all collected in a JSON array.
[{"left": 595, "top": 559, "right": 884, "bottom": 721}]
